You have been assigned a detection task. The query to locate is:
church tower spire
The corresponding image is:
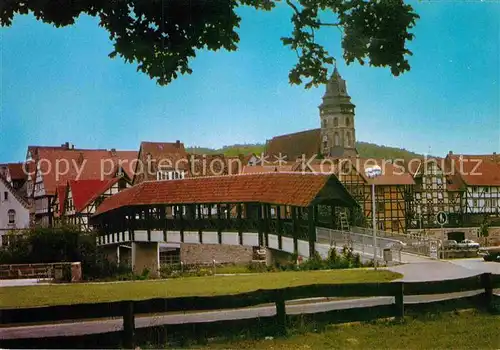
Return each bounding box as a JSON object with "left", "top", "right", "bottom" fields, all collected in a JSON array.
[{"left": 319, "top": 68, "right": 357, "bottom": 158}]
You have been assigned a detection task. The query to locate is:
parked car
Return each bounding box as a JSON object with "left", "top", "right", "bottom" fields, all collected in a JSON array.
[
  {"left": 457, "top": 239, "right": 480, "bottom": 249},
  {"left": 440, "top": 240, "right": 458, "bottom": 249},
  {"left": 479, "top": 247, "right": 500, "bottom": 262}
]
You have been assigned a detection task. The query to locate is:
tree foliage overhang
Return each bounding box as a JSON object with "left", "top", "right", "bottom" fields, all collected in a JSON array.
[{"left": 1, "top": 0, "right": 419, "bottom": 88}]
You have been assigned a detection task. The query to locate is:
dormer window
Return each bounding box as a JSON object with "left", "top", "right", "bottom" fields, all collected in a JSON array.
[{"left": 157, "top": 170, "right": 185, "bottom": 181}]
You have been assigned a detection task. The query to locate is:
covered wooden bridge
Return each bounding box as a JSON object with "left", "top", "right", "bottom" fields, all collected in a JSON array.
[{"left": 91, "top": 172, "right": 358, "bottom": 275}]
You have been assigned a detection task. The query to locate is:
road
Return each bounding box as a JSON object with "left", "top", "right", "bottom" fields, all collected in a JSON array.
[{"left": 1, "top": 258, "right": 498, "bottom": 341}]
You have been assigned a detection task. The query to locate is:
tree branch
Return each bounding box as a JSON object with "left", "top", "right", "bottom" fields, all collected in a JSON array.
[
  {"left": 285, "top": 0, "right": 300, "bottom": 16},
  {"left": 316, "top": 21, "right": 340, "bottom": 27}
]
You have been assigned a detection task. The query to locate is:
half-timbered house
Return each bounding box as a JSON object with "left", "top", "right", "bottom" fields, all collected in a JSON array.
[
  {"left": 53, "top": 177, "right": 131, "bottom": 231},
  {"left": 407, "top": 157, "right": 461, "bottom": 228},
  {"left": 132, "top": 141, "right": 188, "bottom": 185},
  {"left": 446, "top": 154, "right": 500, "bottom": 226},
  {"left": 291, "top": 157, "right": 415, "bottom": 233},
  {"left": 28, "top": 143, "right": 137, "bottom": 227}
]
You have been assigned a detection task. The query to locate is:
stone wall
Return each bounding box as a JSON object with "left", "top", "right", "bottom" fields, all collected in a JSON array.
[{"left": 180, "top": 243, "right": 253, "bottom": 264}]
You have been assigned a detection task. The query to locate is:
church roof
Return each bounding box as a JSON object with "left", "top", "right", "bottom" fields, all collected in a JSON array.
[{"left": 265, "top": 128, "right": 321, "bottom": 162}]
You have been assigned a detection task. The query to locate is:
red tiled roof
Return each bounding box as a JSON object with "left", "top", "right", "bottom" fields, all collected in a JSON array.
[
  {"left": 36, "top": 149, "right": 136, "bottom": 196},
  {"left": 7, "top": 163, "right": 27, "bottom": 181},
  {"left": 114, "top": 151, "right": 139, "bottom": 179},
  {"left": 447, "top": 155, "right": 500, "bottom": 186},
  {"left": 187, "top": 154, "right": 242, "bottom": 177},
  {"left": 289, "top": 157, "right": 414, "bottom": 185},
  {"left": 266, "top": 128, "right": 321, "bottom": 162},
  {"left": 94, "top": 172, "right": 355, "bottom": 216},
  {"left": 291, "top": 158, "right": 340, "bottom": 174},
  {"left": 347, "top": 158, "right": 415, "bottom": 185},
  {"left": 240, "top": 165, "right": 294, "bottom": 174},
  {"left": 69, "top": 179, "right": 119, "bottom": 213}
]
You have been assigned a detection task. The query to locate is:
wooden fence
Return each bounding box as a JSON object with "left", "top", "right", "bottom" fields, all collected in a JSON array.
[{"left": 1, "top": 273, "right": 499, "bottom": 348}]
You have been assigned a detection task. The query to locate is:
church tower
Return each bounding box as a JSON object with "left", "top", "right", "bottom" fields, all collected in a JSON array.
[{"left": 319, "top": 68, "right": 358, "bottom": 158}]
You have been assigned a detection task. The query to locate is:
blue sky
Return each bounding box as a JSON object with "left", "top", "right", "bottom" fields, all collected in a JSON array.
[{"left": 0, "top": 1, "right": 499, "bottom": 163}]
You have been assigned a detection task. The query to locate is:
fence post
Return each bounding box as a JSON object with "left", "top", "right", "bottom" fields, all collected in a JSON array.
[
  {"left": 480, "top": 273, "right": 493, "bottom": 311},
  {"left": 394, "top": 282, "right": 404, "bottom": 320},
  {"left": 122, "top": 300, "right": 135, "bottom": 349},
  {"left": 275, "top": 289, "right": 287, "bottom": 335}
]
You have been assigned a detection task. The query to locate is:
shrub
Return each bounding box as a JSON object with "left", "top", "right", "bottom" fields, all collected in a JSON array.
[{"left": 0, "top": 225, "right": 133, "bottom": 281}]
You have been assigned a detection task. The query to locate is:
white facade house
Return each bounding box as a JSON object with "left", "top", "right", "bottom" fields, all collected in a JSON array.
[{"left": 0, "top": 177, "right": 30, "bottom": 245}]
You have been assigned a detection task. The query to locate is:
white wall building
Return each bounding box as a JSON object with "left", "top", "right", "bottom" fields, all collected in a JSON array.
[{"left": 0, "top": 177, "right": 30, "bottom": 245}]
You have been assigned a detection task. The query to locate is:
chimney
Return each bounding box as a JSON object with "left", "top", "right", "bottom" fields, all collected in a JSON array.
[
  {"left": 77, "top": 152, "right": 85, "bottom": 165},
  {"left": 110, "top": 148, "right": 117, "bottom": 156},
  {"left": 175, "top": 140, "right": 181, "bottom": 148},
  {"left": 448, "top": 150, "right": 453, "bottom": 155}
]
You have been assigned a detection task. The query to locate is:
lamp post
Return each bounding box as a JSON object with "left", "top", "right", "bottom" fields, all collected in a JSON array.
[{"left": 365, "top": 165, "right": 382, "bottom": 269}]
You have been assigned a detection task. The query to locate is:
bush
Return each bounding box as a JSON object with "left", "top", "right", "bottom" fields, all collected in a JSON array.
[
  {"left": 0, "top": 225, "right": 133, "bottom": 281},
  {"left": 295, "top": 246, "right": 366, "bottom": 271},
  {"left": 160, "top": 263, "right": 216, "bottom": 278}
]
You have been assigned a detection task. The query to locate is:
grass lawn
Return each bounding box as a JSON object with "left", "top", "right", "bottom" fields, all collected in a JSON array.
[
  {"left": 0, "top": 269, "right": 400, "bottom": 308},
  {"left": 195, "top": 310, "right": 500, "bottom": 349}
]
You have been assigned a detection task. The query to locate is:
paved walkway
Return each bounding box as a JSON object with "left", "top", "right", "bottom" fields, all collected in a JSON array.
[{"left": 388, "top": 258, "right": 500, "bottom": 282}]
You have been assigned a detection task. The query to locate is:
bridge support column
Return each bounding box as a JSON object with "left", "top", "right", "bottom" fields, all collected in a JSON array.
[
  {"left": 132, "top": 242, "right": 160, "bottom": 277},
  {"left": 308, "top": 206, "right": 316, "bottom": 258},
  {"left": 102, "top": 245, "right": 119, "bottom": 264}
]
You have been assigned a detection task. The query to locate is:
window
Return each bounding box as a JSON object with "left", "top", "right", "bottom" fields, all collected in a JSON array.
[
  {"left": 377, "top": 202, "right": 385, "bottom": 212},
  {"left": 346, "top": 117, "right": 350, "bottom": 127},
  {"left": 334, "top": 132, "right": 340, "bottom": 146},
  {"left": 437, "top": 192, "right": 443, "bottom": 200},
  {"left": 8, "top": 209, "right": 15, "bottom": 224},
  {"left": 473, "top": 199, "right": 478, "bottom": 207},
  {"left": 392, "top": 220, "right": 399, "bottom": 231},
  {"left": 157, "top": 171, "right": 167, "bottom": 181},
  {"left": 484, "top": 187, "right": 489, "bottom": 193},
  {"left": 3, "top": 192, "right": 8, "bottom": 201},
  {"left": 333, "top": 117, "right": 338, "bottom": 127},
  {"left": 118, "top": 179, "right": 127, "bottom": 190},
  {"left": 346, "top": 132, "right": 351, "bottom": 147},
  {"left": 157, "top": 170, "right": 184, "bottom": 181},
  {"left": 322, "top": 119, "right": 327, "bottom": 128},
  {"left": 436, "top": 177, "right": 442, "bottom": 185}
]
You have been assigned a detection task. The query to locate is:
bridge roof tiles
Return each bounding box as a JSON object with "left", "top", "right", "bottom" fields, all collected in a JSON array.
[{"left": 93, "top": 172, "right": 356, "bottom": 217}]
